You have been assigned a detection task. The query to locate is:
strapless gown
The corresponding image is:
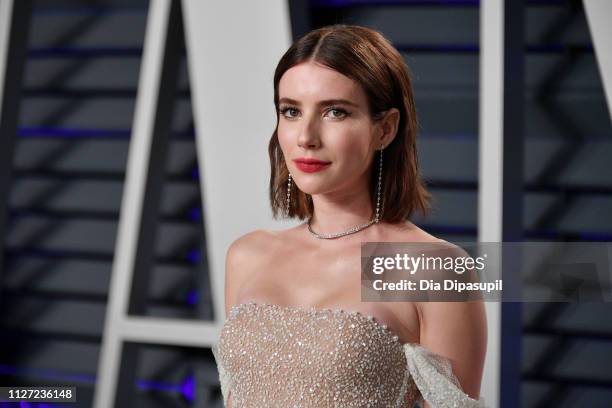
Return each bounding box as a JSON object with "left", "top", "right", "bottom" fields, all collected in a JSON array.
[{"left": 211, "top": 302, "right": 488, "bottom": 408}]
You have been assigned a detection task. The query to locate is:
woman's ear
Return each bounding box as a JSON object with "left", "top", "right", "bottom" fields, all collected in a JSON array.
[{"left": 377, "top": 108, "right": 400, "bottom": 148}]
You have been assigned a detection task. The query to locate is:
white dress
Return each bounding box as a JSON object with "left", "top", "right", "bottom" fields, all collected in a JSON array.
[{"left": 212, "top": 302, "right": 488, "bottom": 408}]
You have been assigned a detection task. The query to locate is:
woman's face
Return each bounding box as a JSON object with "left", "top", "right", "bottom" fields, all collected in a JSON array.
[{"left": 277, "top": 61, "right": 383, "bottom": 196}]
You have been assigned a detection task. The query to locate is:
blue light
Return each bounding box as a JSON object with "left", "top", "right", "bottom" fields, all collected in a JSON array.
[
  {"left": 136, "top": 379, "right": 177, "bottom": 392},
  {"left": 0, "top": 364, "right": 95, "bottom": 384},
  {"left": 186, "top": 290, "right": 199, "bottom": 306},
  {"left": 28, "top": 47, "right": 142, "bottom": 58},
  {"left": 187, "top": 249, "right": 201, "bottom": 264},
  {"left": 181, "top": 374, "right": 195, "bottom": 402},
  {"left": 0, "top": 365, "right": 200, "bottom": 404},
  {"left": 311, "top": 0, "right": 479, "bottom": 7},
  {"left": 188, "top": 207, "right": 202, "bottom": 222},
  {"left": 18, "top": 127, "right": 131, "bottom": 139},
  {"left": 136, "top": 373, "right": 195, "bottom": 401},
  {"left": 578, "top": 232, "right": 612, "bottom": 241}
]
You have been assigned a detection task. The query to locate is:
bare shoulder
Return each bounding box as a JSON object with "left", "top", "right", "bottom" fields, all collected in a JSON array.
[
  {"left": 389, "top": 221, "right": 446, "bottom": 244},
  {"left": 227, "top": 229, "right": 275, "bottom": 258},
  {"left": 404, "top": 223, "right": 484, "bottom": 316},
  {"left": 226, "top": 228, "right": 289, "bottom": 275},
  {"left": 401, "top": 222, "right": 468, "bottom": 254},
  {"left": 223, "top": 229, "right": 279, "bottom": 313},
  {"left": 224, "top": 226, "right": 304, "bottom": 312}
]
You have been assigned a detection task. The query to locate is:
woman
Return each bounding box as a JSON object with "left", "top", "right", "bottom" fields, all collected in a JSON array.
[{"left": 212, "top": 24, "right": 488, "bottom": 408}]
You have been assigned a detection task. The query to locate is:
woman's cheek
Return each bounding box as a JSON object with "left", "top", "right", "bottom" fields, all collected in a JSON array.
[{"left": 277, "top": 128, "right": 292, "bottom": 150}]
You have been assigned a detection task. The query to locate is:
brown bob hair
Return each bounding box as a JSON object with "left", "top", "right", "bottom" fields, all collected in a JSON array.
[{"left": 268, "top": 24, "right": 431, "bottom": 223}]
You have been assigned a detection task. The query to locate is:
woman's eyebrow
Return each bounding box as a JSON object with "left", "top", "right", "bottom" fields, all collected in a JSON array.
[{"left": 279, "top": 97, "right": 359, "bottom": 108}]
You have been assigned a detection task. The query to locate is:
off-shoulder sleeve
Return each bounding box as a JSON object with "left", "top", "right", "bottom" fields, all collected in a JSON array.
[
  {"left": 211, "top": 343, "right": 231, "bottom": 406},
  {"left": 403, "top": 343, "right": 488, "bottom": 408}
]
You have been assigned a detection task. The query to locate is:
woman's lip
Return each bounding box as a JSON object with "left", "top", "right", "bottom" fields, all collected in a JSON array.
[
  {"left": 294, "top": 158, "right": 331, "bottom": 165},
  {"left": 294, "top": 161, "right": 331, "bottom": 173}
]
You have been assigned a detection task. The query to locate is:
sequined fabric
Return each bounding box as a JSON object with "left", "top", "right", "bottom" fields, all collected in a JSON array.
[{"left": 212, "top": 302, "right": 488, "bottom": 408}]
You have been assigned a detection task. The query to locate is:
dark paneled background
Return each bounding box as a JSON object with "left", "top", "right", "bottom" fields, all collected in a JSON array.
[{"left": 0, "top": 1, "right": 610, "bottom": 407}]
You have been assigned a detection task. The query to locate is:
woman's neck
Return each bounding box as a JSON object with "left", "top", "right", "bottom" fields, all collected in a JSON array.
[{"left": 308, "top": 192, "right": 374, "bottom": 235}]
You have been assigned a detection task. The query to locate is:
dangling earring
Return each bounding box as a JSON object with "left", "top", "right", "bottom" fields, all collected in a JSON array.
[
  {"left": 285, "top": 172, "right": 292, "bottom": 215},
  {"left": 374, "top": 146, "right": 384, "bottom": 223}
]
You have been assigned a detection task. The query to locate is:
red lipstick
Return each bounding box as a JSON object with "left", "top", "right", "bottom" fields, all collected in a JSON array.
[{"left": 293, "top": 157, "right": 331, "bottom": 173}]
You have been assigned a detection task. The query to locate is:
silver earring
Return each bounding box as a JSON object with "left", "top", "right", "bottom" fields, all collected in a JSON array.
[
  {"left": 285, "top": 173, "right": 292, "bottom": 215},
  {"left": 375, "top": 147, "right": 383, "bottom": 223}
]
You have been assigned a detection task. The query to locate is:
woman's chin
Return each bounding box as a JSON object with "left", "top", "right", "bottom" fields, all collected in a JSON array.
[
  {"left": 293, "top": 183, "right": 331, "bottom": 196},
  {"left": 296, "top": 188, "right": 323, "bottom": 196},
  {"left": 294, "top": 177, "right": 351, "bottom": 197}
]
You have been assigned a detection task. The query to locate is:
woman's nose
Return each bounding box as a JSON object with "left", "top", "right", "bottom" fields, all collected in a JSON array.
[{"left": 297, "top": 114, "right": 321, "bottom": 148}]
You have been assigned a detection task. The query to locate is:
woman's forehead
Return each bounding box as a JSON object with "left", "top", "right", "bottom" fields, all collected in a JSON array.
[{"left": 279, "top": 62, "right": 366, "bottom": 104}]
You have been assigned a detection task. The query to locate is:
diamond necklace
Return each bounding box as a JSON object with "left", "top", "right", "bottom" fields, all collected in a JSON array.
[{"left": 307, "top": 217, "right": 378, "bottom": 239}]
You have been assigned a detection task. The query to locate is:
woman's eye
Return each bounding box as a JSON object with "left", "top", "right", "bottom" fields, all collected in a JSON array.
[
  {"left": 280, "top": 107, "right": 299, "bottom": 118},
  {"left": 327, "top": 108, "right": 348, "bottom": 119},
  {"left": 279, "top": 106, "right": 348, "bottom": 120}
]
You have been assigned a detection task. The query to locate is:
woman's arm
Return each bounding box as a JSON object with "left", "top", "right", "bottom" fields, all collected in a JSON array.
[{"left": 416, "top": 300, "right": 487, "bottom": 407}]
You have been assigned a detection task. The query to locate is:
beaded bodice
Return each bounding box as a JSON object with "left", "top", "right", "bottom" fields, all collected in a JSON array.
[{"left": 212, "top": 302, "right": 488, "bottom": 408}]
